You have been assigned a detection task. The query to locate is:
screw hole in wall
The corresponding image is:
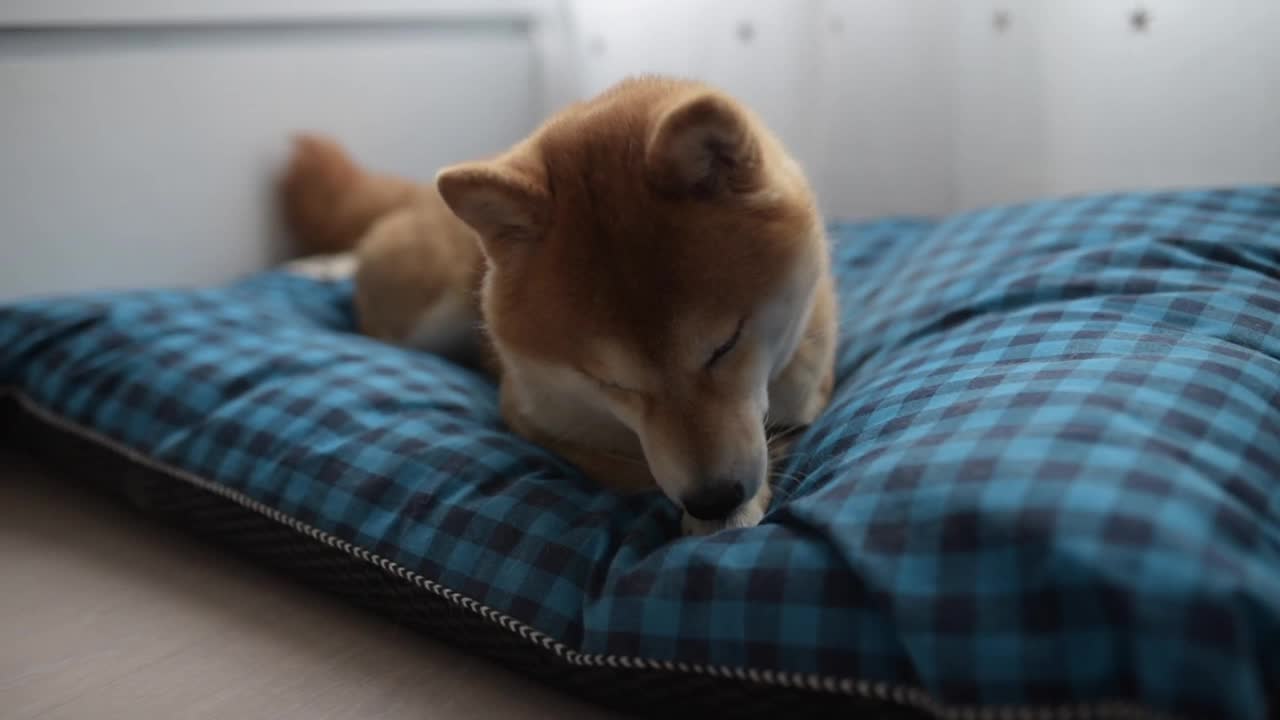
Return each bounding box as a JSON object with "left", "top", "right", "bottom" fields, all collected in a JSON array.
[
  {"left": 1130, "top": 7, "right": 1152, "bottom": 32},
  {"left": 992, "top": 9, "right": 1011, "bottom": 33}
]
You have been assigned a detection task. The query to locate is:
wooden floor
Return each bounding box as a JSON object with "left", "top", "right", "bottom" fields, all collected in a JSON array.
[{"left": 0, "top": 451, "right": 616, "bottom": 720}]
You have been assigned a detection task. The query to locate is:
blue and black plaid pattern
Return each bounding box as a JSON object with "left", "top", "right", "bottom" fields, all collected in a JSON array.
[{"left": 2, "top": 188, "right": 1278, "bottom": 719}]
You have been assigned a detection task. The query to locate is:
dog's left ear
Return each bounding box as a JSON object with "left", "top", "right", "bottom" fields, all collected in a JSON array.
[
  {"left": 436, "top": 161, "right": 549, "bottom": 246},
  {"left": 646, "top": 91, "right": 764, "bottom": 199}
]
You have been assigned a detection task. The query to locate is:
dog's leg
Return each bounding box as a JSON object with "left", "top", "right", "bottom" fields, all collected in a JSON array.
[
  {"left": 767, "top": 275, "right": 838, "bottom": 428},
  {"left": 499, "top": 384, "right": 656, "bottom": 493},
  {"left": 283, "top": 253, "right": 359, "bottom": 280},
  {"left": 543, "top": 441, "right": 659, "bottom": 495},
  {"left": 353, "top": 205, "right": 487, "bottom": 365}
]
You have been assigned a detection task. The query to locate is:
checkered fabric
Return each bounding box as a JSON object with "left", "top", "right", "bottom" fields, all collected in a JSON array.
[{"left": 2, "top": 187, "right": 1278, "bottom": 720}]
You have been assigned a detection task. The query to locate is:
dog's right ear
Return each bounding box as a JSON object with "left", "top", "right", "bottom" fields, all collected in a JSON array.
[
  {"left": 645, "top": 91, "right": 764, "bottom": 200},
  {"left": 436, "top": 162, "right": 549, "bottom": 248}
]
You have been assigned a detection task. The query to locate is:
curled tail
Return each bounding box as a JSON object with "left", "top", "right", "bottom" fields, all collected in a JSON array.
[{"left": 278, "top": 133, "right": 421, "bottom": 256}]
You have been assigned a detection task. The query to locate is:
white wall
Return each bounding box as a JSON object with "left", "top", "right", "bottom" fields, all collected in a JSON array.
[
  {"left": 565, "top": 0, "right": 949, "bottom": 220},
  {"left": 947, "top": 0, "right": 1280, "bottom": 210},
  {"left": 0, "top": 0, "right": 551, "bottom": 25},
  {"left": 0, "top": 3, "right": 550, "bottom": 300},
  {"left": 816, "top": 0, "right": 951, "bottom": 218},
  {"left": 570, "top": 0, "right": 1280, "bottom": 216},
  {"left": 566, "top": 1, "right": 825, "bottom": 177},
  {"left": 946, "top": 0, "right": 1049, "bottom": 210},
  {"left": 3, "top": 0, "right": 1277, "bottom": 299},
  {"left": 1036, "top": 0, "right": 1280, "bottom": 198}
]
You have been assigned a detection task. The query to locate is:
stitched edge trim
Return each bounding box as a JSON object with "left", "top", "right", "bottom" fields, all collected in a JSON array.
[{"left": 1, "top": 387, "right": 1179, "bottom": 720}]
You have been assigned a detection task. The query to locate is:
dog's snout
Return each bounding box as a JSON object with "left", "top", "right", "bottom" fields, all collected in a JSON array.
[{"left": 682, "top": 481, "right": 746, "bottom": 521}]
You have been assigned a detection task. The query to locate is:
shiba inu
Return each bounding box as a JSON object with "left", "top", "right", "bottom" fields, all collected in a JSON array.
[{"left": 280, "top": 76, "right": 837, "bottom": 535}]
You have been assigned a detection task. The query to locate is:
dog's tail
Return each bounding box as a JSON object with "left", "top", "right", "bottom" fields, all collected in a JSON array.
[{"left": 278, "top": 133, "right": 421, "bottom": 256}]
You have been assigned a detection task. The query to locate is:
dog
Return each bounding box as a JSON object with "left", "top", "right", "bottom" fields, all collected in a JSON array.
[{"left": 279, "top": 76, "right": 837, "bottom": 535}]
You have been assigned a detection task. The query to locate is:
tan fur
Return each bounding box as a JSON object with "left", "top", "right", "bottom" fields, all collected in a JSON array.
[
  {"left": 278, "top": 77, "right": 838, "bottom": 534},
  {"left": 352, "top": 196, "right": 488, "bottom": 368},
  {"left": 279, "top": 134, "right": 422, "bottom": 256}
]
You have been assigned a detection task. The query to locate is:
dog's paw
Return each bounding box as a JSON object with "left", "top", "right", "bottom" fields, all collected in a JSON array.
[{"left": 283, "top": 252, "right": 359, "bottom": 280}]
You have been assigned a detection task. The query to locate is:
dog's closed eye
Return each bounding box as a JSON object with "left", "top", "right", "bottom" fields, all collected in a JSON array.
[
  {"left": 584, "top": 372, "right": 641, "bottom": 396},
  {"left": 705, "top": 317, "right": 745, "bottom": 369}
]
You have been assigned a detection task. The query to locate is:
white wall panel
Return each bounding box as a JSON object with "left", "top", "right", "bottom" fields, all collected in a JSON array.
[
  {"left": 0, "top": 21, "right": 539, "bottom": 300},
  {"left": 947, "top": 0, "right": 1280, "bottom": 209},
  {"left": 946, "top": 0, "right": 1048, "bottom": 211},
  {"left": 1036, "top": 0, "right": 1280, "bottom": 197},
  {"left": 565, "top": 0, "right": 944, "bottom": 220},
  {"left": 0, "top": 1, "right": 548, "bottom": 26},
  {"left": 816, "top": 0, "right": 951, "bottom": 219},
  {"left": 4, "top": 0, "right": 1277, "bottom": 300}
]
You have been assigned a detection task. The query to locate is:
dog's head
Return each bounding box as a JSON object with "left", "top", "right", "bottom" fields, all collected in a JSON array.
[{"left": 437, "top": 77, "right": 826, "bottom": 523}]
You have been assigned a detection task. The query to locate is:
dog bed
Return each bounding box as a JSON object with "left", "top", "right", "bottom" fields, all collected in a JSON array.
[{"left": 2, "top": 188, "right": 1278, "bottom": 720}]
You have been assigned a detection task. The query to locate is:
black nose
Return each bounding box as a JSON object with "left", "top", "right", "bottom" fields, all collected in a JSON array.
[{"left": 682, "top": 482, "right": 746, "bottom": 521}]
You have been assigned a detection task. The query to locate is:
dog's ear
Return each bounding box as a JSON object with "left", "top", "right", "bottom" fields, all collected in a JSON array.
[
  {"left": 436, "top": 161, "right": 548, "bottom": 246},
  {"left": 646, "top": 91, "right": 764, "bottom": 199}
]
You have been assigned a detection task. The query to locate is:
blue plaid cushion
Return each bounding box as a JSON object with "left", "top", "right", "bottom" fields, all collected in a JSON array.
[{"left": 2, "top": 188, "right": 1278, "bottom": 720}]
